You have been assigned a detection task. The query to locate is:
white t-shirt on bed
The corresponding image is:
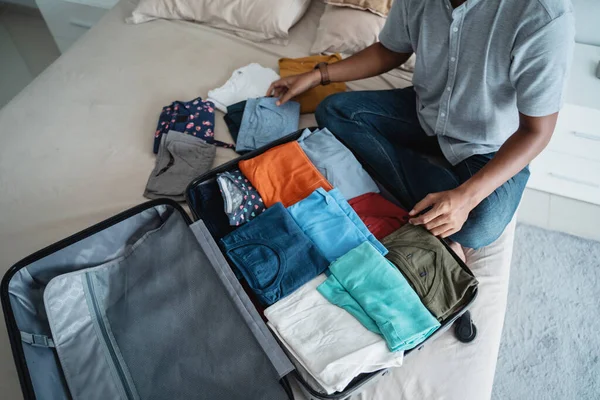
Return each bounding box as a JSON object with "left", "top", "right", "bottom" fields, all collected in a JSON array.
[{"left": 207, "top": 63, "right": 280, "bottom": 112}]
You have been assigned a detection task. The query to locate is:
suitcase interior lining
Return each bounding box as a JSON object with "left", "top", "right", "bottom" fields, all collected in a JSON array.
[{"left": 5, "top": 204, "right": 175, "bottom": 399}]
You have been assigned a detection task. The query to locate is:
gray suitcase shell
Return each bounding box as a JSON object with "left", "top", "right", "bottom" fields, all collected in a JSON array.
[{"left": 2, "top": 129, "right": 477, "bottom": 400}]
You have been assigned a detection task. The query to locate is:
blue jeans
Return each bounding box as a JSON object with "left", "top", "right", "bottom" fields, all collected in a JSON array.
[
  {"left": 221, "top": 202, "right": 329, "bottom": 305},
  {"left": 315, "top": 87, "right": 529, "bottom": 249}
]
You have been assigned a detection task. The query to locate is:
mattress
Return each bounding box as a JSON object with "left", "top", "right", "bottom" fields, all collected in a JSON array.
[{"left": 0, "top": 0, "right": 513, "bottom": 398}]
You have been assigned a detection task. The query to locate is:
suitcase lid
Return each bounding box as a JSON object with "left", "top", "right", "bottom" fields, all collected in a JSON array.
[{"left": 1, "top": 200, "right": 294, "bottom": 400}]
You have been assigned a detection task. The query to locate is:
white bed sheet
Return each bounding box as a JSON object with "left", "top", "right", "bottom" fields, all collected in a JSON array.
[{"left": 0, "top": 0, "right": 512, "bottom": 398}]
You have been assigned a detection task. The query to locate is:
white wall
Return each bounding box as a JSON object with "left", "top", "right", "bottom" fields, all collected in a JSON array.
[{"left": 572, "top": 0, "right": 600, "bottom": 46}]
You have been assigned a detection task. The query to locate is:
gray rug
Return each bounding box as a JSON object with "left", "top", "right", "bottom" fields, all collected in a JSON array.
[{"left": 492, "top": 224, "right": 600, "bottom": 400}]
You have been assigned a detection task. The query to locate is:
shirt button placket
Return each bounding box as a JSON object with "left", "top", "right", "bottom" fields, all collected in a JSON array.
[{"left": 438, "top": 13, "right": 462, "bottom": 136}]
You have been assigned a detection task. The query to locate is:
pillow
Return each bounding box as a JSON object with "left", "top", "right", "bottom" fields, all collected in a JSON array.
[
  {"left": 128, "top": 0, "right": 312, "bottom": 44},
  {"left": 311, "top": 5, "right": 386, "bottom": 55},
  {"left": 325, "top": 0, "right": 392, "bottom": 17}
]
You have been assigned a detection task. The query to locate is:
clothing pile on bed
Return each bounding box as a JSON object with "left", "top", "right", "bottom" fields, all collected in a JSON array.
[
  {"left": 188, "top": 128, "right": 479, "bottom": 395},
  {"left": 144, "top": 55, "right": 348, "bottom": 201},
  {"left": 139, "top": 55, "right": 479, "bottom": 394}
]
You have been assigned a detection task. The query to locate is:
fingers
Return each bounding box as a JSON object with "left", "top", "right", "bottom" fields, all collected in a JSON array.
[
  {"left": 277, "top": 88, "right": 296, "bottom": 106},
  {"left": 409, "top": 206, "right": 444, "bottom": 226},
  {"left": 409, "top": 193, "right": 436, "bottom": 218},
  {"left": 266, "top": 79, "right": 289, "bottom": 98},
  {"left": 423, "top": 214, "right": 450, "bottom": 230},
  {"left": 429, "top": 223, "right": 452, "bottom": 237},
  {"left": 409, "top": 194, "right": 444, "bottom": 225},
  {"left": 438, "top": 226, "right": 459, "bottom": 238},
  {"left": 265, "top": 82, "right": 276, "bottom": 97},
  {"left": 272, "top": 87, "right": 287, "bottom": 99}
]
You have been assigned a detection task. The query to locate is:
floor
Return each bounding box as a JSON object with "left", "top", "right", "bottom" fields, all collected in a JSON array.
[
  {"left": 0, "top": 3, "right": 60, "bottom": 109},
  {"left": 492, "top": 223, "right": 600, "bottom": 400}
]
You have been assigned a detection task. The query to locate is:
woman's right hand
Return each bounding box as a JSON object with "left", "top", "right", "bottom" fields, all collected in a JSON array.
[{"left": 266, "top": 70, "right": 321, "bottom": 106}]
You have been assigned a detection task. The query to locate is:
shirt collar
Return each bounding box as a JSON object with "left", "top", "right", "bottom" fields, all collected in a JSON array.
[{"left": 444, "top": 0, "right": 482, "bottom": 13}]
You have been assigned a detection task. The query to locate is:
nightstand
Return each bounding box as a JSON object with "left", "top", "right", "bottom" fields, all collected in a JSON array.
[
  {"left": 520, "top": 43, "right": 600, "bottom": 240},
  {"left": 36, "top": 0, "right": 118, "bottom": 53}
]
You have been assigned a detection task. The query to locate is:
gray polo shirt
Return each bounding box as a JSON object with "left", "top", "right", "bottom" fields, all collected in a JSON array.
[{"left": 379, "top": 0, "right": 575, "bottom": 165}]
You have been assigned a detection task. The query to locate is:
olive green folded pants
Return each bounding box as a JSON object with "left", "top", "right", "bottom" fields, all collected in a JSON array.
[{"left": 382, "top": 224, "right": 478, "bottom": 321}]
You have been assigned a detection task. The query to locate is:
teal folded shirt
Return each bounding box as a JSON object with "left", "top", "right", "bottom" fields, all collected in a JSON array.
[{"left": 317, "top": 242, "right": 440, "bottom": 352}]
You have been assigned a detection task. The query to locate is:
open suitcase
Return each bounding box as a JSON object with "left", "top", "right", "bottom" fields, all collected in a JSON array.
[{"left": 2, "top": 129, "right": 478, "bottom": 400}]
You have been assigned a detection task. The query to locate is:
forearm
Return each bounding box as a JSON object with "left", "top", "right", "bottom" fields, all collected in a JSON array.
[
  {"left": 459, "top": 114, "right": 558, "bottom": 207},
  {"left": 325, "top": 43, "right": 412, "bottom": 83}
]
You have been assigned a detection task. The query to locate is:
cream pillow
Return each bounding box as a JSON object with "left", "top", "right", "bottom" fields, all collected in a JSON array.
[
  {"left": 128, "top": 0, "right": 312, "bottom": 44},
  {"left": 325, "top": 0, "right": 392, "bottom": 17},
  {"left": 311, "top": 4, "right": 385, "bottom": 55}
]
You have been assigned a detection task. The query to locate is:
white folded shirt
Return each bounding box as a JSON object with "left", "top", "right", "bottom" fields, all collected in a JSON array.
[
  {"left": 207, "top": 63, "right": 280, "bottom": 112},
  {"left": 265, "top": 275, "right": 404, "bottom": 394}
]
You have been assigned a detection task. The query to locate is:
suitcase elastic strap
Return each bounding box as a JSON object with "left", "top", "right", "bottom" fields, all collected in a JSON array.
[{"left": 20, "top": 331, "right": 55, "bottom": 348}]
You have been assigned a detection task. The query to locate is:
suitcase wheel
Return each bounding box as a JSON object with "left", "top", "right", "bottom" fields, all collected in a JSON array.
[{"left": 455, "top": 311, "right": 477, "bottom": 343}]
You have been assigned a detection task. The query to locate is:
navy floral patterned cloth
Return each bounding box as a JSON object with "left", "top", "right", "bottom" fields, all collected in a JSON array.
[
  {"left": 153, "top": 97, "right": 234, "bottom": 154},
  {"left": 217, "top": 169, "right": 266, "bottom": 226}
]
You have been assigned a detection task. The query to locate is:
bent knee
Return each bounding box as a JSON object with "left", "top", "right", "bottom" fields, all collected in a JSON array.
[
  {"left": 315, "top": 92, "right": 353, "bottom": 128},
  {"left": 452, "top": 224, "right": 505, "bottom": 250},
  {"left": 452, "top": 200, "right": 511, "bottom": 249}
]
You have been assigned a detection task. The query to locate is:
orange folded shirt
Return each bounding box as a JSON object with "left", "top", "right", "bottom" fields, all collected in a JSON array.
[
  {"left": 278, "top": 54, "right": 347, "bottom": 114},
  {"left": 239, "top": 141, "right": 333, "bottom": 208}
]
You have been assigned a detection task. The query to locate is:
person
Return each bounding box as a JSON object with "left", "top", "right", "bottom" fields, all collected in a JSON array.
[{"left": 266, "top": 0, "right": 574, "bottom": 259}]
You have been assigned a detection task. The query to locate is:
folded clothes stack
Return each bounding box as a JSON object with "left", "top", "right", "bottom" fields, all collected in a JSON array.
[
  {"left": 236, "top": 97, "right": 300, "bottom": 153},
  {"left": 349, "top": 192, "right": 410, "bottom": 239},
  {"left": 298, "top": 128, "right": 379, "bottom": 200},
  {"left": 145, "top": 131, "right": 216, "bottom": 202},
  {"left": 239, "top": 141, "right": 333, "bottom": 207},
  {"left": 152, "top": 97, "right": 233, "bottom": 154},
  {"left": 141, "top": 60, "right": 478, "bottom": 394},
  {"left": 318, "top": 242, "right": 440, "bottom": 352},
  {"left": 218, "top": 56, "right": 347, "bottom": 150},
  {"left": 145, "top": 57, "right": 347, "bottom": 201},
  {"left": 264, "top": 275, "right": 404, "bottom": 394},
  {"left": 288, "top": 188, "right": 387, "bottom": 262},
  {"left": 205, "top": 134, "right": 479, "bottom": 394},
  {"left": 145, "top": 96, "right": 234, "bottom": 201},
  {"left": 382, "top": 224, "right": 479, "bottom": 322}
]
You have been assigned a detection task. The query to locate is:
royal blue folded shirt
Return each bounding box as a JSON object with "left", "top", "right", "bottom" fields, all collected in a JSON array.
[{"left": 287, "top": 188, "right": 387, "bottom": 263}]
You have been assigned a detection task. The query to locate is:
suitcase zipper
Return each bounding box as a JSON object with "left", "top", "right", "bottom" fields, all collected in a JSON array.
[{"left": 85, "top": 273, "right": 135, "bottom": 400}]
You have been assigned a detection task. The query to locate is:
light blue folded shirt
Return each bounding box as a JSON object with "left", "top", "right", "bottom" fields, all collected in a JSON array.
[
  {"left": 236, "top": 97, "right": 300, "bottom": 153},
  {"left": 298, "top": 128, "right": 379, "bottom": 200},
  {"left": 287, "top": 188, "right": 387, "bottom": 263},
  {"left": 318, "top": 242, "right": 440, "bottom": 352}
]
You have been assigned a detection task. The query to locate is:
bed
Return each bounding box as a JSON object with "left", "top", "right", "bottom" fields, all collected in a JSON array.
[{"left": 0, "top": 0, "right": 515, "bottom": 398}]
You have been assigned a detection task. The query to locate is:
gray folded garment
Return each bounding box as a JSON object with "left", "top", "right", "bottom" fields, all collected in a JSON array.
[{"left": 144, "top": 131, "right": 216, "bottom": 201}]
